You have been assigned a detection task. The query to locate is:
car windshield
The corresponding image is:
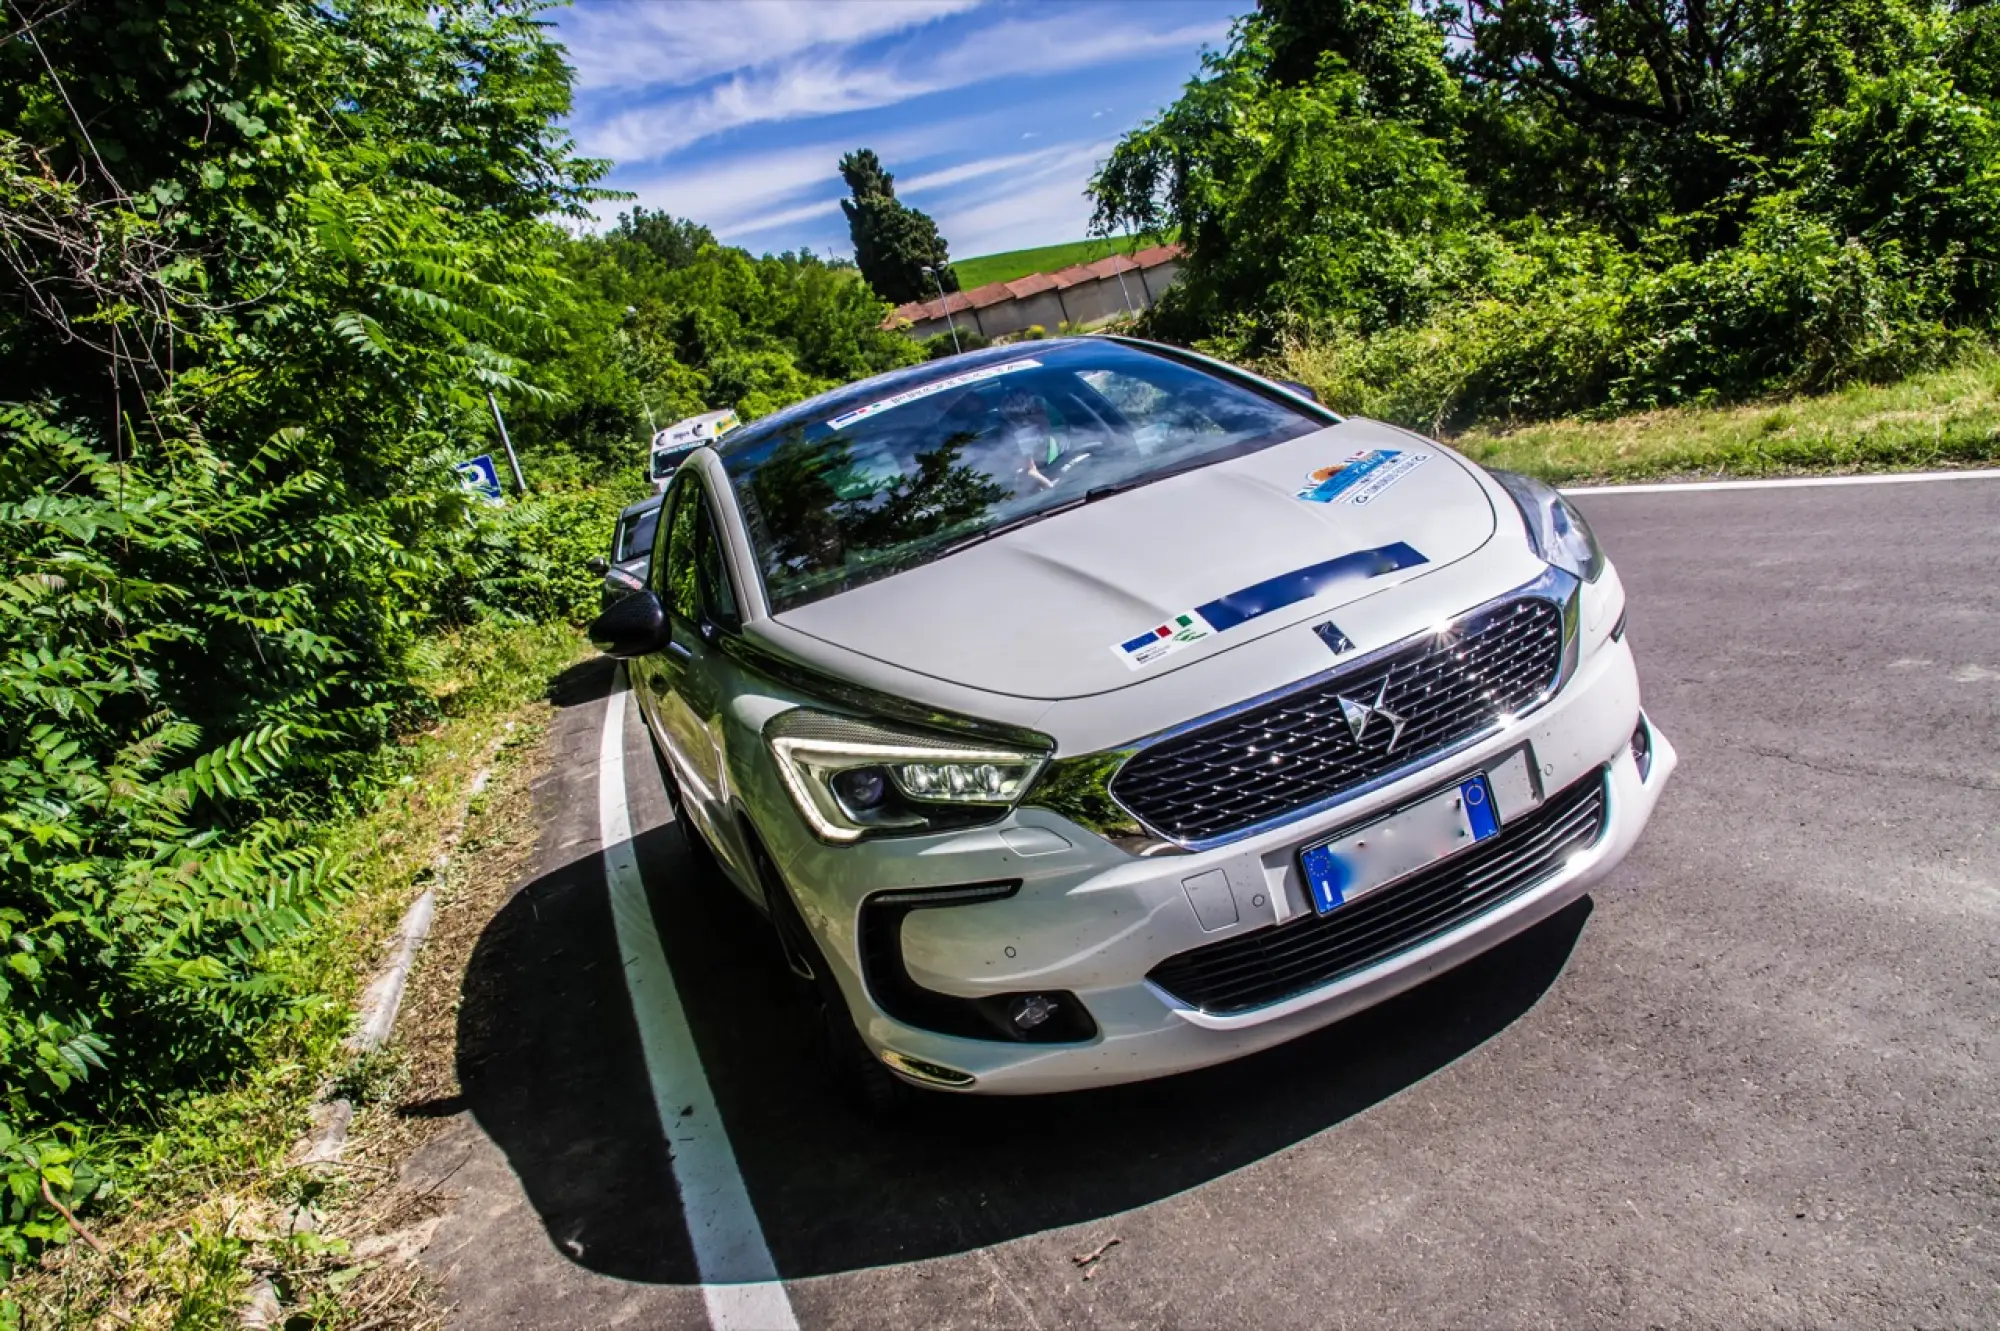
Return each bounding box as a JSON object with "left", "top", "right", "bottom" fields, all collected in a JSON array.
[
  {"left": 650, "top": 446, "right": 692, "bottom": 479},
  {"left": 616, "top": 505, "right": 660, "bottom": 562},
  {"left": 720, "top": 341, "right": 1325, "bottom": 613}
]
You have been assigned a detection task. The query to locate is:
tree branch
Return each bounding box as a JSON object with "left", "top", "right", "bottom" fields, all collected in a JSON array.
[{"left": 42, "top": 1176, "right": 110, "bottom": 1257}]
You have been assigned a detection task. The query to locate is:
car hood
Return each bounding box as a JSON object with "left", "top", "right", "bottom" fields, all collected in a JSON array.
[{"left": 774, "top": 419, "right": 1499, "bottom": 701}]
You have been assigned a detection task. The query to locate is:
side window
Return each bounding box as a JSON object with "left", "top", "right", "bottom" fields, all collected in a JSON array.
[
  {"left": 649, "top": 487, "right": 679, "bottom": 588},
  {"left": 659, "top": 475, "right": 740, "bottom": 629},
  {"left": 696, "top": 511, "right": 738, "bottom": 626},
  {"left": 660, "top": 477, "right": 700, "bottom": 621},
  {"left": 621, "top": 504, "right": 661, "bottom": 563}
]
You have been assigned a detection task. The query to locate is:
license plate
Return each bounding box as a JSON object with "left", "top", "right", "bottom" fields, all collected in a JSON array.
[{"left": 1300, "top": 775, "right": 1500, "bottom": 915}]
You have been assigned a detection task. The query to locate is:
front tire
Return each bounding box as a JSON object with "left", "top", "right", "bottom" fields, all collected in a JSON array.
[{"left": 645, "top": 724, "right": 721, "bottom": 878}]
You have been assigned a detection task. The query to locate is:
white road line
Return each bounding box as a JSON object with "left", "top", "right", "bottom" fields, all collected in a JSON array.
[
  {"left": 1562, "top": 468, "right": 2000, "bottom": 496},
  {"left": 598, "top": 672, "right": 800, "bottom": 1331}
]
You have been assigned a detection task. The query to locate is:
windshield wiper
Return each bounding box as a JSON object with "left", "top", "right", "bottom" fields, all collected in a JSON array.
[
  {"left": 935, "top": 497, "right": 1089, "bottom": 560},
  {"left": 1084, "top": 479, "right": 1144, "bottom": 502},
  {"left": 934, "top": 473, "right": 1172, "bottom": 560}
]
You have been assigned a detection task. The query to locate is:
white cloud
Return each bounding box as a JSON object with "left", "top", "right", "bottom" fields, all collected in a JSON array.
[
  {"left": 607, "top": 142, "right": 841, "bottom": 231},
  {"left": 586, "top": 53, "right": 920, "bottom": 163},
  {"left": 600, "top": 118, "right": 987, "bottom": 237},
  {"left": 724, "top": 197, "right": 848, "bottom": 240},
  {"left": 580, "top": 10, "right": 1228, "bottom": 165},
  {"left": 558, "top": 0, "right": 982, "bottom": 94},
  {"left": 931, "top": 139, "right": 1121, "bottom": 257},
  {"left": 899, "top": 143, "right": 1080, "bottom": 195},
  {"left": 942, "top": 173, "right": 1105, "bottom": 259}
]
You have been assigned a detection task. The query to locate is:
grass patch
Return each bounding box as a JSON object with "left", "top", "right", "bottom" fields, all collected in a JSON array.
[
  {"left": 953, "top": 233, "right": 1168, "bottom": 289},
  {"left": 12, "top": 621, "right": 587, "bottom": 1329},
  {"left": 1443, "top": 351, "right": 2000, "bottom": 484}
]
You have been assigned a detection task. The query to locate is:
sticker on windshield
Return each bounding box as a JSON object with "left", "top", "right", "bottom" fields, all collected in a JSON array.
[
  {"left": 828, "top": 359, "right": 1042, "bottom": 431},
  {"left": 1113, "top": 611, "right": 1215, "bottom": 671},
  {"left": 1296, "top": 450, "right": 1428, "bottom": 504}
]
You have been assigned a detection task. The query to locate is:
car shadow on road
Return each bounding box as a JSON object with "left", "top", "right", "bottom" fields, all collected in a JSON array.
[
  {"left": 454, "top": 816, "right": 1592, "bottom": 1285},
  {"left": 546, "top": 656, "right": 615, "bottom": 709}
]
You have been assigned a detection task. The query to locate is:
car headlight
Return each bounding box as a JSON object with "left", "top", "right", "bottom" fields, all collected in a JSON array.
[
  {"left": 1489, "top": 470, "right": 1605, "bottom": 583},
  {"left": 764, "top": 709, "right": 1048, "bottom": 844}
]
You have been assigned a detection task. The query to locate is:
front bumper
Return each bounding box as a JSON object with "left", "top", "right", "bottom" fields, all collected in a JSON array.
[{"left": 769, "top": 628, "right": 1675, "bottom": 1095}]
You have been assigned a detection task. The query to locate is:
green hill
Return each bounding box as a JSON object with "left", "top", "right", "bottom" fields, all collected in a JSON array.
[{"left": 952, "top": 234, "right": 1168, "bottom": 290}]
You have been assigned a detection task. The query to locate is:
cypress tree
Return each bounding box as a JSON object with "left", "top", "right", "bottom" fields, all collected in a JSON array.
[{"left": 839, "top": 149, "right": 959, "bottom": 305}]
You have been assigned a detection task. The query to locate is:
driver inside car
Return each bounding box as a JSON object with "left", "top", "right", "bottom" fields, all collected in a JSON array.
[{"left": 997, "top": 384, "right": 1067, "bottom": 491}]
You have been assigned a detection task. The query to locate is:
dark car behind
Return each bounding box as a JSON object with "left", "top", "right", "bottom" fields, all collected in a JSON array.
[{"left": 590, "top": 494, "right": 662, "bottom": 614}]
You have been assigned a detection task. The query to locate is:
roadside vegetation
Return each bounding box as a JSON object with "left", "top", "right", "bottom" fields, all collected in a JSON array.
[
  {"left": 13, "top": 623, "right": 575, "bottom": 1328},
  {"left": 1093, "top": 1, "right": 2000, "bottom": 453},
  {"left": 0, "top": 0, "right": 912, "bottom": 1316},
  {"left": 1445, "top": 349, "right": 2000, "bottom": 483}
]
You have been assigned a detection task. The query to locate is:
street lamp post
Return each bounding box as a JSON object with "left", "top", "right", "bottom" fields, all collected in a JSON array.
[{"left": 929, "top": 265, "right": 961, "bottom": 355}]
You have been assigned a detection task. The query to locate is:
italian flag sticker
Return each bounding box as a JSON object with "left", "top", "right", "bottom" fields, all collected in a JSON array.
[{"left": 1114, "top": 610, "right": 1215, "bottom": 670}]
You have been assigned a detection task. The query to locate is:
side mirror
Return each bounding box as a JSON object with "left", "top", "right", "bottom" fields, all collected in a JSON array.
[
  {"left": 1276, "top": 379, "right": 1321, "bottom": 403},
  {"left": 584, "top": 556, "right": 610, "bottom": 576},
  {"left": 589, "top": 590, "right": 672, "bottom": 658}
]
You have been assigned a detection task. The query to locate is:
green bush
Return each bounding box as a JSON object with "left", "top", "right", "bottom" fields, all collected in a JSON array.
[
  {"left": 922, "top": 327, "right": 991, "bottom": 359},
  {"left": 1096, "top": 2, "right": 2000, "bottom": 428},
  {"left": 0, "top": 409, "right": 369, "bottom": 1273},
  {"left": 462, "top": 488, "right": 641, "bottom": 624},
  {"left": 0, "top": 0, "right": 901, "bottom": 1278},
  {"left": 1274, "top": 202, "right": 1962, "bottom": 433}
]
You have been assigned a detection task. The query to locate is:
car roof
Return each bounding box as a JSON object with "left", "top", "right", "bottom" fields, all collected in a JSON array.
[{"left": 715, "top": 337, "right": 1100, "bottom": 457}]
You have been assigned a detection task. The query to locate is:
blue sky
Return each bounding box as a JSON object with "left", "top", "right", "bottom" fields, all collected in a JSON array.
[{"left": 549, "top": 0, "right": 1242, "bottom": 261}]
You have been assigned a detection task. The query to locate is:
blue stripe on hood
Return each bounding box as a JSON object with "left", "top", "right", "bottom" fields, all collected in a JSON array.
[{"left": 1197, "top": 542, "right": 1428, "bottom": 633}]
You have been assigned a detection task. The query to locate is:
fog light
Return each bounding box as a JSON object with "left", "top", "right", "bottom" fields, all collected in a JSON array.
[
  {"left": 1009, "top": 993, "right": 1058, "bottom": 1031},
  {"left": 832, "top": 766, "right": 889, "bottom": 811},
  {"left": 1631, "top": 716, "right": 1653, "bottom": 782}
]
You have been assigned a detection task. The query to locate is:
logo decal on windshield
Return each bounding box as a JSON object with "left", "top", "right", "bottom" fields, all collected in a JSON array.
[
  {"left": 827, "top": 358, "right": 1042, "bottom": 431},
  {"left": 1297, "top": 450, "right": 1429, "bottom": 505}
]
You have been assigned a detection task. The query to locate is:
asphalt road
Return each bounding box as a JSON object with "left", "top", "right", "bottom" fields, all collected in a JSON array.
[{"left": 407, "top": 476, "right": 1998, "bottom": 1329}]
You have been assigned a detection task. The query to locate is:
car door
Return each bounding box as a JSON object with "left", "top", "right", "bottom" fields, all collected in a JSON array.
[{"left": 643, "top": 472, "right": 735, "bottom": 851}]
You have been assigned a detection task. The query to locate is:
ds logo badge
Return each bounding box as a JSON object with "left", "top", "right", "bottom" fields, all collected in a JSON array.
[{"left": 1313, "top": 621, "right": 1354, "bottom": 654}]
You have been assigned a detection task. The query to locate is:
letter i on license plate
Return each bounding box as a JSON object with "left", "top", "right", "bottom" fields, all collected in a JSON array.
[{"left": 1300, "top": 774, "right": 1500, "bottom": 915}]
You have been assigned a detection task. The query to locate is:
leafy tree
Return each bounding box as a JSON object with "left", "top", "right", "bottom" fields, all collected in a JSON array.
[
  {"left": 611, "top": 208, "right": 717, "bottom": 269},
  {"left": 839, "top": 148, "right": 959, "bottom": 304},
  {"left": 1091, "top": 0, "right": 1998, "bottom": 423},
  {"left": 0, "top": 0, "right": 614, "bottom": 1269},
  {"left": 519, "top": 215, "right": 922, "bottom": 471},
  {"left": 0, "top": 0, "right": 926, "bottom": 1275}
]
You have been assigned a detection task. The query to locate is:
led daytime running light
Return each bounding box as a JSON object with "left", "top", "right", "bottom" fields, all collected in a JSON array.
[{"left": 765, "top": 710, "right": 1047, "bottom": 843}]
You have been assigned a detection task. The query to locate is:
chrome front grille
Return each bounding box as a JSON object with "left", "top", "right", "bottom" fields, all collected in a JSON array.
[
  {"left": 1146, "top": 768, "right": 1607, "bottom": 1014},
  {"left": 1109, "top": 596, "right": 1567, "bottom": 844}
]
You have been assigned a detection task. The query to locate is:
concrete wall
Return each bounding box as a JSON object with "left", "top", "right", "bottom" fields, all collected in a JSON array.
[
  {"left": 978, "top": 289, "right": 1069, "bottom": 339},
  {"left": 1137, "top": 260, "right": 1181, "bottom": 303},
  {"left": 894, "top": 262, "right": 1181, "bottom": 343},
  {"left": 1059, "top": 272, "right": 1145, "bottom": 326}
]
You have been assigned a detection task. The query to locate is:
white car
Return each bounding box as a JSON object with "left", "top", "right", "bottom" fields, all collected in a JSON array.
[
  {"left": 592, "top": 337, "right": 1675, "bottom": 1105},
  {"left": 649, "top": 409, "right": 740, "bottom": 492}
]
